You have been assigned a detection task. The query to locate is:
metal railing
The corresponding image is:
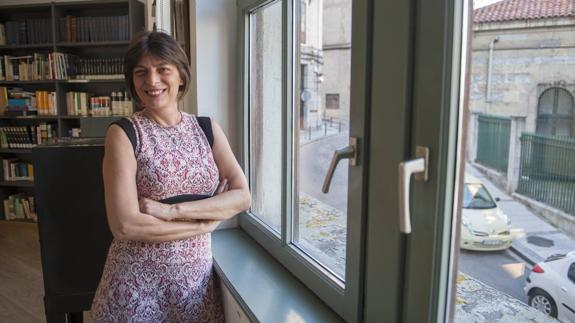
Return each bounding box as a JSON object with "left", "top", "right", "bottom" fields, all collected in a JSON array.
[
  {"left": 476, "top": 114, "right": 511, "bottom": 174},
  {"left": 517, "top": 133, "right": 575, "bottom": 215}
]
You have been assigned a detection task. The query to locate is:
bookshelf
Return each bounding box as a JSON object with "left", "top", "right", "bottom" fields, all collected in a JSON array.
[{"left": 0, "top": 0, "right": 145, "bottom": 222}]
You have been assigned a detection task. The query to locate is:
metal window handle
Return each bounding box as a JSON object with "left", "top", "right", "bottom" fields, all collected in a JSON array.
[
  {"left": 322, "top": 137, "right": 358, "bottom": 193},
  {"left": 399, "top": 146, "right": 429, "bottom": 234}
]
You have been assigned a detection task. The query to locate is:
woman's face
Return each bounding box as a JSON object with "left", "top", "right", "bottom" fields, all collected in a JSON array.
[{"left": 132, "top": 55, "right": 182, "bottom": 111}]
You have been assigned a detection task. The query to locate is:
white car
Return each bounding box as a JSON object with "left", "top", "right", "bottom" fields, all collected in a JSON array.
[
  {"left": 524, "top": 251, "right": 575, "bottom": 322},
  {"left": 460, "top": 174, "right": 513, "bottom": 251}
]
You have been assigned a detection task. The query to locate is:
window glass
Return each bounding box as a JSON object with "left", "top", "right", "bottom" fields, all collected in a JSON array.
[
  {"left": 456, "top": 1, "right": 575, "bottom": 321},
  {"left": 463, "top": 183, "right": 497, "bottom": 209},
  {"left": 292, "top": 0, "right": 352, "bottom": 280},
  {"left": 248, "top": 0, "right": 283, "bottom": 232}
]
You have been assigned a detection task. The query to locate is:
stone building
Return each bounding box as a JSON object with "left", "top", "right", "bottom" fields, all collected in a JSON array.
[
  {"left": 299, "top": 0, "right": 351, "bottom": 129},
  {"left": 467, "top": 0, "right": 575, "bottom": 191}
]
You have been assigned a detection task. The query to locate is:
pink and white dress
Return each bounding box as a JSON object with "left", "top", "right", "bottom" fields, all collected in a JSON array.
[{"left": 91, "top": 111, "right": 225, "bottom": 323}]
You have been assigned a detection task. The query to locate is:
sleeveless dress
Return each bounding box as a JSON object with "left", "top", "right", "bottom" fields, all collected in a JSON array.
[{"left": 91, "top": 111, "right": 225, "bottom": 323}]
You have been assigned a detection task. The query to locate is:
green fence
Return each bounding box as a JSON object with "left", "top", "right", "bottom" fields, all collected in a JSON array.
[
  {"left": 517, "top": 133, "right": 575, "bottom": 215},
  {"left": 476, "top": 114, "right": 511, "bottom": 173}
]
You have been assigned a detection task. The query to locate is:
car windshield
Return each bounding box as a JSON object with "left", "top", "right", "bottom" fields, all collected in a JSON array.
[{"left": 463, "top": 183, "right": 497, "bottom": 209}]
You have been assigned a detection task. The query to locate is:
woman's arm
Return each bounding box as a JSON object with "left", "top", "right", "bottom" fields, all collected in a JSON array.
[
  {"left": 103, "top": 125, "right": 220, "bottom": 242},
  {"left": 140, "top": 119, "right": 251, "bottom": 221}
]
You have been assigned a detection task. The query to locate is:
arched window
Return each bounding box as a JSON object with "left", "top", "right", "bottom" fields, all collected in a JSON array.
[{"left": 536, "top": 87, "right": 575, "bottom": 137}]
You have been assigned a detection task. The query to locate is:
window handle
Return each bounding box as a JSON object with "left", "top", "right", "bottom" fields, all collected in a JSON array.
[
  {"left": 399, "top": 146, "right": 429, "bottom": 234},
  {"left": 322, "top": 137, "right": 358, "bottom": 193}
]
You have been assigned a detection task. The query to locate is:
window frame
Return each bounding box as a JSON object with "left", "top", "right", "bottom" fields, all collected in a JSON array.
[
  {"left": 536, "top": 86, "right": 575, "bottom": 137},
  {"left": 235, "top": 0, "right": 366, "bottom": 321}
]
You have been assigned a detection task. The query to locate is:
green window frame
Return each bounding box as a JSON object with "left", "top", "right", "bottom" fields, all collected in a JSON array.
[{"left": 235, "top": 0, "right": 366, "bottom": 321}]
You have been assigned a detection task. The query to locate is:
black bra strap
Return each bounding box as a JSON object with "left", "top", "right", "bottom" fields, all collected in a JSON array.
[
  {"left": 197, "top": 116, "right": 214, "bottom": 147},
  {"left": 110, "top": 118, "right": 137, "bottom": 152}
]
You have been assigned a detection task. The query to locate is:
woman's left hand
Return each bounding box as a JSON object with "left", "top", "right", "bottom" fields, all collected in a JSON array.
[{"left": 139, "top": 198, "right": 175, "bottom": 221}]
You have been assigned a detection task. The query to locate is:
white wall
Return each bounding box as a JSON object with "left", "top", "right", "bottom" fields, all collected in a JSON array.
[
  {"left": 195, "top": 0, "right": 239, "bottom": 229},
  {"left": 196, "top": 0, "right": 238, "bottom": 153}
]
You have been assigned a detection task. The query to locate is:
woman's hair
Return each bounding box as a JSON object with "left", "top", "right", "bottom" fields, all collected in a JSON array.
[{"left": 124, "top": 31, "right": 191, "bottom": 105}]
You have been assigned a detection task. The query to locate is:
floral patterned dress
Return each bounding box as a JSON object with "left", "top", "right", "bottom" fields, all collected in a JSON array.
[{"left": 91, "top": 111, "right": 225, "bottom": 323}]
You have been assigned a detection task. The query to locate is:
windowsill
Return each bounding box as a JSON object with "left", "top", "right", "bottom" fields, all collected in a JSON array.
[{"left": 212, "top": 228, "right": 344, "bottom": 323}]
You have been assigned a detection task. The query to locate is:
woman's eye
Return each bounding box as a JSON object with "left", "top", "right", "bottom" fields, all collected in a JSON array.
[
  {"left": 134, "top": 70, "right": 146, "bottom": 76},
  {"left": 159, "top": 67, "right": 170, "bottom": 73}
]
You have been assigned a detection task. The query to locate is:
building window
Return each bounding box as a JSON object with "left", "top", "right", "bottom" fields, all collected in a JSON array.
[
  {"left": 326, "top": 93, "right": 340, "bottom": 110},
  {"left": 536, "top": 87, "right": 574, "bottom": 137}
]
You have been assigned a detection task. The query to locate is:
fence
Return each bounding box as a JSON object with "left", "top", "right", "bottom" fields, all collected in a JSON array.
[
  {"left": 476, "top": 114, "right": 511, "bottom": 173},
  {"left": 517, "top": 133, "right": 575, "bottom": 215}
]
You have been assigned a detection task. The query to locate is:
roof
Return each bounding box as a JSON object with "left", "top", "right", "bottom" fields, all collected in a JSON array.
[{"left": 473, "top": 0, "right": 575, "bottom": 24}]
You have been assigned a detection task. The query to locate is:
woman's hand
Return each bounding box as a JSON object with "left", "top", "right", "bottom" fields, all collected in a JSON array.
[
  {"left": 139, "top": 198, "right": 175, "bottom": 221},
  {"left": 199, "top": 219, "right": 221, "bottom": 233},
  {"left": 215, "top": 178, "right": 229, "bottom": 195}
]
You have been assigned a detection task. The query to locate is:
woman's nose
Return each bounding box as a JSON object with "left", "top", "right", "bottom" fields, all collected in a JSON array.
[{"left": 146, "top": 70, "right": 160, "bottom": 84}]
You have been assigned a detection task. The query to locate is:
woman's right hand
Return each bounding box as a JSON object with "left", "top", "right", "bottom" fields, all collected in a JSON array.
[{"left": 139, "top": 197, "right": 176, "bottom": 221}]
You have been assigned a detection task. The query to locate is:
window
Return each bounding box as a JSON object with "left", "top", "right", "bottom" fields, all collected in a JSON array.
[
  {"left": 326, "top": 93, "right": 340, "bottom": 110},
  {"left": 239, "top": 0, "right": 359, "bottom": 320},
  {"left": 569, "top": 263, "right": 575, "bottom": 283},
  {"left": 537, "top": 87, "right": 575, "bottom": 137}
]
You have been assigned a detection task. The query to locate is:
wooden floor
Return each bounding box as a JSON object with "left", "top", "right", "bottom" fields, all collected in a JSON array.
[{"left": 0, "top": 221, "right": 46, "bottom": 323}]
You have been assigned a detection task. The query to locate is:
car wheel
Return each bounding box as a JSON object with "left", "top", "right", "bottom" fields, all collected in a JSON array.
[{"left": 529, "top": 289, "right": 558, "bottom": 318}]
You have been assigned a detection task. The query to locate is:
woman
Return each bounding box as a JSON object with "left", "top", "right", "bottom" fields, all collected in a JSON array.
[{"left": 91, "top": 31, "right": 251, "bottom": 322}]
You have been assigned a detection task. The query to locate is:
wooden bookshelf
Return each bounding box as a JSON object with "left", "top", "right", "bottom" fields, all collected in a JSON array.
[
  {"left": 0, "top": 149, "right": 32, "bottom": 154},
  {"left": 56, "top": 40, "right": 130, "bottom": 47},
  {"left": 0, "top": 0, "right": 145, "bottom": 222},
  {"left": 0, "top": 181, "right": 34, "bottom": 188}
]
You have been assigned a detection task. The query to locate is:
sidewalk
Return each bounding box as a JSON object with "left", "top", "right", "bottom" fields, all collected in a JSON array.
[
  {"left": 299, "top": 120, "right": 347, "bottom": 146},
  {"left": 467, "top": 164, "right": 575, "bottom": 265}
]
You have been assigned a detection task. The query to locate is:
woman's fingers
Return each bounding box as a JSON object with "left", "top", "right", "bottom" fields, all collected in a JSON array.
[
  {"left": 216, "top": 178, "right": 228, "bottom": 195},
  {"left": 139, "top": 197, "right": 173, "bottom": 221}
]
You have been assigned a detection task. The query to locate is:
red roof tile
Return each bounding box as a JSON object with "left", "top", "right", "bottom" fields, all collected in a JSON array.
[{"left": 474, "top": 0, "right": 575, "bottom": 23}]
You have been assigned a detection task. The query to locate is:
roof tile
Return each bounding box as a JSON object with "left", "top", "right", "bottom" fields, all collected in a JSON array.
[{"left": 474, "top": 0, "right": 575, "bottom": 23}]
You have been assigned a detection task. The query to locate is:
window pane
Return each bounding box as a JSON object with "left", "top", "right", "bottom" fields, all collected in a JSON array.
[
  {"left": 248, "top": 0, "right": 283, "bottom": 232},
  {"left": 457, "top": 1, "right": 575, "bottom": 321},
  {"left": 293, "top": 0, "right": 352, "bottom": 280}
]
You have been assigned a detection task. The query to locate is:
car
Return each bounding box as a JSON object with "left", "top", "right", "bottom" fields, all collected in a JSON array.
[
  {"left": 524, "top": 251, "right": 575, "bottom": 322},
  {"left": 460, "top": 174, "right": 513, "bottom": 251}
]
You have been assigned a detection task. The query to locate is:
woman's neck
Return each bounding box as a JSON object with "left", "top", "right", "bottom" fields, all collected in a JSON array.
[{"left": 143, "top": 108, "right": 182, "bottom": 127}]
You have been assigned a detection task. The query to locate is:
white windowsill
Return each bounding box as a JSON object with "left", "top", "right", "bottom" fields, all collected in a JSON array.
[{"left": 212, "top": 228, "right": 344, "bottom": 323}]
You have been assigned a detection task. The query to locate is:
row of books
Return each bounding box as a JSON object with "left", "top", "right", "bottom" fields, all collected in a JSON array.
[
  {"left": 0, "top": 87, "right": 57, "bottom": 116},
  {"left": 66, "top": 91, "right": 133, "bottom": 117},
  {"left": 0, "top": 124, "right": 56, "bottom": 149},
  {"left": 59, "top": 15, "right": 130, "bottom": 43},
  {"left": 3, "top": 194, "right": 36, "bottom": 222},
  {"left": 0, "top": 19, "right": 52, "bottom": 46},
  {"left": 0, "top": 54, "right": 50, "bottom": 81},
  {"left": 49, "top": 54, "right": 124, "bottom": 80},
  {"left": 0, "top": 54, "right": 124, "bottom": 81},
  {"left": 2, "top": 159, "right": 34, "bottom": 181},
  {"left": 72, "top": 57, "right": 124, "bottom": 80}
]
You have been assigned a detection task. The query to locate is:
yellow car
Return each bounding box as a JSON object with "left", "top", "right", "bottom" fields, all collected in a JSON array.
[{"left": 460, "top": 174, "right": 513, "bottom": 251}]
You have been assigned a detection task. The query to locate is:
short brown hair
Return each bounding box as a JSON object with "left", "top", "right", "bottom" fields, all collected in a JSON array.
[{"left": 124, "top": 31, "right": 191, "bottom": 106}]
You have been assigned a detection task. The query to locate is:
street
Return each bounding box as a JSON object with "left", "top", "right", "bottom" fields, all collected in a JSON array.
[{"left": 459, "top": 249, "right": 529, "bottom": 303}]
